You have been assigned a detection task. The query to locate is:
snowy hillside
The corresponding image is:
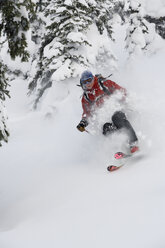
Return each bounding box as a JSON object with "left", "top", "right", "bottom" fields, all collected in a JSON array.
[
  {"left": 1, "top": 1, "right": 165, "bottom": 248},
  {"left": 1, "top": 36, "right": 165, "bottom": 248}
]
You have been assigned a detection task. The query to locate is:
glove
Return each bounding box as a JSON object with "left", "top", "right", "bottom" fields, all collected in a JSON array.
[
  {"left": 77, "top": 124, "right": 85, "bottom": 132},
  {"left": 77, "top": 118, "right": 88, "bottom": 132}
]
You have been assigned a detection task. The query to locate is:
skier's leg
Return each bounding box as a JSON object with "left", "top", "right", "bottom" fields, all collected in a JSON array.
[
  {"left": 102, "top": 122, "right": 117, "bottom": 136},
  {"left": 112, "top": 111, "right": 138, "bottom": 145}
]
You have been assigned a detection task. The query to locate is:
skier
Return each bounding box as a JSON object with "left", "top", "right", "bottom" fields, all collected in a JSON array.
[{"left": 76, "top": 70, "right": 139, "bottom": 154}]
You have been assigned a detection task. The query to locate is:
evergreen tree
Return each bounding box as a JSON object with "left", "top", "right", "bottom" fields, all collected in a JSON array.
[
  {"left": 27, "top": 0, "right": 48, "bottom": 95},
  {"left": 0, "top": 61, "right": 10, "bottom": 146},
  {"left": 145, "top": 16, "right": 165, "bottom": 40},
  {"left": 90, "top": 0, "right": 116, "bottom": 38},
  {"left": 0, "top": 0, "right": 35, "bottom": 62},
  {"left": 28, "top": 0, "right": 94, "bottom": 108},
  {"left": 0, "top": 0, "right": 35, "bottom": 146},
  {"left": 113, "top": 0, "right": 126, "bottom": 23},
  {"left": 28, "top": 0, "right": 123, "bottom": 108},
  {"left": 30, "top": 0, "right": 48, "bottom": 45},
  {"left": 125, "top": 1, "right": 156, "bottom": 58}
]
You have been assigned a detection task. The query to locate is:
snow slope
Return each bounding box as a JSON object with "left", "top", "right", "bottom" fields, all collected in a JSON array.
[
  {"left": 1, "top": 9, "right": 165, "bottom": 248},
  {"left": 1, "top": 46, "right": 165, "bottom": 248}
]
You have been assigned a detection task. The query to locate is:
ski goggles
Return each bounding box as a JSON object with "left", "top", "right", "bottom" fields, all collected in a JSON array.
[{"left": 82, "top": 77, "right": 93, "bottom": 85}]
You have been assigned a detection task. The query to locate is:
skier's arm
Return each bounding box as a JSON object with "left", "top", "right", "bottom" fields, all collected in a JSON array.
[
  {"left": 82, "top": 97, "right": 92, "bottom": 119},
  {"left": 104, "top": 80, "right": 126, "bottom": 96},
  {"left": 77, "top": 97, "right": 91, "bottom": 132}
]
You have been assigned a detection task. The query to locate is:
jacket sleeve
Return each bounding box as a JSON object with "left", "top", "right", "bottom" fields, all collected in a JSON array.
[
  {"left": 81, "top": 95, "right": 92, "bottom": 119},
  {"left": 103, "top": 80, "right": 126, "bottom": 95}
]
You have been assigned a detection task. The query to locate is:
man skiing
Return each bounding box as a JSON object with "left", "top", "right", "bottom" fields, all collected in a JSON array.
[{"left": 77, "top": 70, "right": 139, "bottom": 154}]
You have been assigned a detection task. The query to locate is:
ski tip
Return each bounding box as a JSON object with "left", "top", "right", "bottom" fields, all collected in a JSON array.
[
  {"left": 107, "top": 165, "right": 120, "bottom": 172},
  {"left": 114, "top": 151, "right": 132, "bottom": 159},
  {"left": 114, "top": 152, "right": 124, "bottom": 159}
]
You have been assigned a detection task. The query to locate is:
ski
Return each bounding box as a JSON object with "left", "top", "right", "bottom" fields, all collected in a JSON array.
[
  {"left": 107, "top": 152, "right": 132, "bottom": 172},
  {"left": 107, "top": 165, "right": 123, "bottom": 172}
]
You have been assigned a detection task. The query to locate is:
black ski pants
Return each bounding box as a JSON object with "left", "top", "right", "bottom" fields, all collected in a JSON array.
[{"left": 102, "top": 111, "right": 138, "bottom": 145}]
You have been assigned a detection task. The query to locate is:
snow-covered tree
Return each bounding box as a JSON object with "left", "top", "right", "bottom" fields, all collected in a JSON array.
[
  {"left": 0, "top": 61, "right": 10, "bottom": 146},
  {"left": 30, "top": 0, "right": 48, "bottom": 45},
  {"left": 113, "top": 0, "right": 126, "bottom": 23},
  {"left": 124, "top": 0, "right": 160, "bottom": 58},
  {"left": 125, "top": 1, "right": 150, "bottom": 57},
  {"left": 145, "top": 16, "right": 165, "bottom": 40},
  {"left": 28, "top": 0, "right": 95, "bottom": 108},
  {"left": 28, "top": 0, "right": 121, "bottom": 108},
  {"left": 0, "top": 0, "right": 35, "bottom": 146},
  {"left": 0, "top": 0, "right": 35, "bottom": 62},
  {"left": 90, "top": 0, "right": 115, "bottom": 38}
]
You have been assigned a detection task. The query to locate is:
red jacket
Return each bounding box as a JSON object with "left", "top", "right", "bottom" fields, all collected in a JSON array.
[{"left": 81, "top": 76, "right": 126, "bottom": 119}]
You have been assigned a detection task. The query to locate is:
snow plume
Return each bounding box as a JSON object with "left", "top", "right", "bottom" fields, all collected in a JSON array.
[
  {"left": 86, "top": 25, "right": 117, "bottom": 75},
  {"left": 87, "top": 91, "right": 126, "bottom": 135}
]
